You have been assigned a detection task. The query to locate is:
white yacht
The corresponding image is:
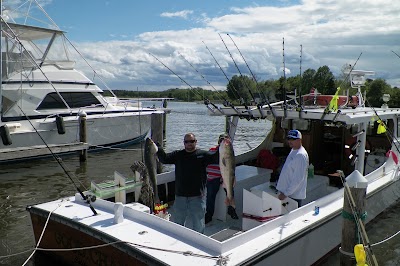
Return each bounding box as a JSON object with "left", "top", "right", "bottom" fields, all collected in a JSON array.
[{"left": 0, "top": 3, "right": 159, "bottom": 162}]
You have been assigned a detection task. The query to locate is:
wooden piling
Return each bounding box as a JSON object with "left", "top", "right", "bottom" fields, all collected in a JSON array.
[
  {"left": 79, "top": 112, "right": 87, "bottom": 161},
  {"left": 340, "top": 186, "right": 366, "bottom": 266},
  {"left": 151, "top": 112, "right": 164, "bottom": 173}
]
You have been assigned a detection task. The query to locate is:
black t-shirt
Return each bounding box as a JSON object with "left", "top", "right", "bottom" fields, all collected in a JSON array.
[{"left": 157, "top": 148, "right": 217, "bottom": 197}]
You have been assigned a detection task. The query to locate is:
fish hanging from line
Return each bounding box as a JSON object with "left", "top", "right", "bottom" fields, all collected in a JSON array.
[
  {"left": 219, "top": 136, "right": 236, "bottom": 206},
  {"left": 144, "top": 137, "right": 160, "bottom": 203},
  {"left": 130, "top": 161, "right": 155, "bottom": 213}
]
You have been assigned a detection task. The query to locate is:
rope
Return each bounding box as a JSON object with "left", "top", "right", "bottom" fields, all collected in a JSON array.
[
  {"left": 370, "top": 229, "right": 400, "bottom": 247},
  {"left": 341, "top": 210, "right": 367, "bottom": 221},
  {"left": 2, "top": 237, "right": 230, "bottom": 265},
  {"left": 88, "top": 144, "right": 143, "bottom": 151},
  {"left": 21, "top": 201, "right": 64, "bottom": 265}
]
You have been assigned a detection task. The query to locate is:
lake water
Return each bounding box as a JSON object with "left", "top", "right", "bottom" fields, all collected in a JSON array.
[{"left": 0, "top": 101, "right": 399, "bottom": 265}]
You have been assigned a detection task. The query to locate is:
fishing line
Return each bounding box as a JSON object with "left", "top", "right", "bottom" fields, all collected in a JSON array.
[
  {"left": 177, "top": 52, "right": 226, "bottom": 103},
  {"left": 1, "top": 19, "right": 71, "bottom": 110},
  {"left": 392, "top": 50, "right": 400, "bottom": 59},
  {"left": 218, "top": 33, "right": 256, "bottom": 105},
  {"left": 202, "top": 41, "right": 242, "bottom": 101},
  {"left": 320, "top": 52, "right": 363, "bottom": 120},
  {"left": 226, "top": 33, "right": 276, "bottom": 118},
  {"left": 149, "top": 52, "right": 220, "bottom": 110},
  {"left": 16, "top": 105, "right": 97, "bottom": 215},
  {"left": 137, "top": 86, "right": 144, "bottom": 162}
]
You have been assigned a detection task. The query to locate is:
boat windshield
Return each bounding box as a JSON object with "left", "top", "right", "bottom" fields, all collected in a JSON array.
[{"left": 1, "top": 22, "right": 75, "bottom": 79}]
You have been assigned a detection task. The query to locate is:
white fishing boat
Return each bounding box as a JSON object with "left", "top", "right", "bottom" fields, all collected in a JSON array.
[
  {"left": 0, "top": 1, "right": 160, "bottom": 162},
  {"left": 26, "top": 69, "right": 400, "bottom": 265}
]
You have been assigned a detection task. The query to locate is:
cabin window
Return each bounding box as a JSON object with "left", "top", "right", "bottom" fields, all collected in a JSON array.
[
  {"left": 281, "top": 119, "right": 310, "bottom": 131},
  {"left": 37, "top": 92, "right": 102, "bottom": 109}
]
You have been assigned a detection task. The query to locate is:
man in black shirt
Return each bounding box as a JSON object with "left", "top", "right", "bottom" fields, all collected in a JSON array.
[{"left": 157, "top": 133, "right": 217, "bottom": 233}]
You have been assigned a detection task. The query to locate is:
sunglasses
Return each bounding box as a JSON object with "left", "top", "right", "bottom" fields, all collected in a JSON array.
[
  {"left": 287, "top": 137, "right": 297, "bottom": 140},
  {"left": 184, "top": 140, "right": 196, "bottom": 144}
]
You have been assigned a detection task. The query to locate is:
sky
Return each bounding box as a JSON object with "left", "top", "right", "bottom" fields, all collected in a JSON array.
[{"left": 3, "top": 0, "right": 400, "bottom": 92}]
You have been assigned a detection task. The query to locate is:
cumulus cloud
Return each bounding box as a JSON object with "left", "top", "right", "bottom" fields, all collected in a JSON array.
[
  {"left": 160, "top": 10, "right": 193, "bottom": 19},
  {"left": 64, "top": 0, "right": 400, "bottom": 90}
]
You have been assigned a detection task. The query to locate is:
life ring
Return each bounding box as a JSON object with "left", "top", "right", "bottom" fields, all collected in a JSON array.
[{"left": 344, "top": 137, "right": 371, "bottom": 159}]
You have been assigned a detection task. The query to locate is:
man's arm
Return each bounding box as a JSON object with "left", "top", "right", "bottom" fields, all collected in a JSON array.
[{"left": 156, "top": 143, "right": 178, "bottom": 164}]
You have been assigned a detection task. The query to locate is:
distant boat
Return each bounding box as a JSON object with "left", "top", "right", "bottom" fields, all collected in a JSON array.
[
  {"left": 0, "top": 2, "right": 162, "bottom": 162},
  {"left": 26, "top": 55, "right": 400, "bottom": 265}
]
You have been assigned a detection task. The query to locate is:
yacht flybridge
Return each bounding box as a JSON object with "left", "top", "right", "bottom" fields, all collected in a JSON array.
[{"left": 0, "top": 4, "right": 160, "bottom": 162}]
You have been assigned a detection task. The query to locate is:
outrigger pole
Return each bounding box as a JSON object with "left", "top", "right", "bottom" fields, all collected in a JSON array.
[
  {"left": 298, "top": 44, "right": 303, "bottom": 118},
  {"left": 282, "top": 38, "right": 287, "bottom": 119}
]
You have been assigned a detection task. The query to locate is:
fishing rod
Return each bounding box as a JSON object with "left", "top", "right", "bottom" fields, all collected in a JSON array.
[
  {"left": 2, "top": 17, "right": 97, "bottom": 215},
  {"left": 202, "top": 41, "right": 242, "bottom": 102},
  {"left": 218, "top": 33, "right": 257, "bottom": 105},
  {"left": 177, "top": 52, "right": 240, "bottom": 114},
  {"left": 392, "top": 50, "right": 400, "bottom": 59},
  {"left": 320, "top": 52, "right": 363, "bottom": 121},
  {"left": 177, "top": 52, "right": 226, "bottom": 103},
  {"left": 16, "top": 106, "right": 98, "bottom": 215},
  {"left": 226, "top": 33, "right": 276, "bottom": 119},
  {"left": 149, "top": 52, "right": 224, "bottom": 115},
  {"left": 298, "top": 44, "right": 303, "bottom": 118},
  {"left": 282, "top": 37, "right": 287, "bottom": 118},
  {"left": 219, "top": 33, "right": 261, "bottom": 119}
]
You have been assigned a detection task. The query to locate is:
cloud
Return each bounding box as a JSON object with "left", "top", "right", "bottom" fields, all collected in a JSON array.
[
  {"left": 160, "top": 10, "right": 194, "bottom": 19},
  {"left": 66, "top": 0, "right": 400, "bottom": 91}
]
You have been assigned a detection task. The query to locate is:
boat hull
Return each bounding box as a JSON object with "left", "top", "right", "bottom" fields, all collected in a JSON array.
[
  {"left": 28, "top": 206, "right": 166, "bottom": 266},
  {"left": 244, "top": 179, "right": 400, "bottom": 266},
  {"left": 0, "top": 111, "right": 152, "bottom": 162}
]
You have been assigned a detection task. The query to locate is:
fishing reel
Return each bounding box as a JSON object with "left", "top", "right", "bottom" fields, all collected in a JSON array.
[{"left": 84, "top": 194, "right": 97, "bottom": 203}]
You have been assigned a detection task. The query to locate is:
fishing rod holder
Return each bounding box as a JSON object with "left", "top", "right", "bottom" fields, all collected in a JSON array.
[{"left": 352, "top": 129, "right": 365, "bottom": 138}]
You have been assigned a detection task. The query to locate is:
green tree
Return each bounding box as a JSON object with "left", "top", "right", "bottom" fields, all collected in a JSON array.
[
  {"left": 301, "top": 68, "right": 316, "bottom": 94},
  {"left": 313, "top": 66, "right": 336, "bottom": 94},
  {"left": 366, "top": 79, "right": 391, "bottom": 107},
  {"left": 226, "top": 75, "right": 256, "bottom": 104}
]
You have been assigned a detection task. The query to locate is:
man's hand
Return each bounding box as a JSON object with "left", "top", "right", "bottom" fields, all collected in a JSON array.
[{"left": 278, "top": 193, "right": 287, "bottom": 200}]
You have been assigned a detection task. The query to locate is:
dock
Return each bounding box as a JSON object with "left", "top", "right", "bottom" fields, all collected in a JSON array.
[{"left": 0, "top": 142, "right": 88, "bottom": 161}]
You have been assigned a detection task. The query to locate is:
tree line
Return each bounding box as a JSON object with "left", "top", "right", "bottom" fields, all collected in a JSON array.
[{"left": 110, "top": 65, "right": 399, "bottom": 107}]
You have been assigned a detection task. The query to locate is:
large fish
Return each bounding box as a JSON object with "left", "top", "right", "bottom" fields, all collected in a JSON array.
[
  {"left": 144, "top": 137, "right": 159, "bottom": 203},
  {"left": 219, "top": 137, "right": 235, "bottom": 205},
  {"left": 130, "top": 161, "right": 155, "bottom": 213}
]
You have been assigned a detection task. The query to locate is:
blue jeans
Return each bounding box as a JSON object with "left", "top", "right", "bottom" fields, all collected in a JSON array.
[
  {"left": 172, "top": 195, "right": 206, "bottom": 233},
  {"left": 206, "top": 178, "right": 221, "bottom": 218}
]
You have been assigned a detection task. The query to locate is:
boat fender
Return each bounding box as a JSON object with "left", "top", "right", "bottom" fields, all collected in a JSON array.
[
  {"left": 0, "top": 125, "right": 12, "bottom": 146},
  {"left": 56, "top": 115, "right": 66, "bottom": 135}
]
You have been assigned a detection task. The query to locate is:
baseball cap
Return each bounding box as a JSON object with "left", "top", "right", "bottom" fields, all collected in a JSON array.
[{"left": 287, "top": 130, "right": 302, "bottom": 139}]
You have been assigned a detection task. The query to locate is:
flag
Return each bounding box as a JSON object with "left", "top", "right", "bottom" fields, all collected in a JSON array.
[
  {"left": 377, "top": 120, "right": 387, "bottom": 134},
  {"left": 328, "top": 87, "right": 340, "bottom": 112}
]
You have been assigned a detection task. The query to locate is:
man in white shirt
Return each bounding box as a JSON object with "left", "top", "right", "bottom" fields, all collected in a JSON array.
[{"left": 276, "top": 129, "right": 309, "bottom": 207}]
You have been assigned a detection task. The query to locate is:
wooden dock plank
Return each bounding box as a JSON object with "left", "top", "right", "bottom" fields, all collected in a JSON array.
[{"left": 0, "top": 142, "right": 89, "bottom": 160}]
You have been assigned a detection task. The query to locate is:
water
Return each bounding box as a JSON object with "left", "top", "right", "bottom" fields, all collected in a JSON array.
[
  {"left": 1, "top": 101, "right": 399, "bottom": 265},
  {"left": 0, "top": 101, "right": 270, "bottom": 265}
]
